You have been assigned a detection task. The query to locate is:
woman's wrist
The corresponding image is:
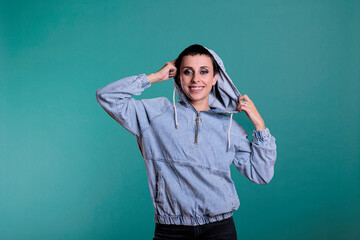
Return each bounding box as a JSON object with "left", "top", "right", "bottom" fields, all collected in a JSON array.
[
  {"left": 255, "top": 123, "right": 266, "bottom": 131},
  {"left": 147, "top": 73, "right": 160, "bottom": 84}
]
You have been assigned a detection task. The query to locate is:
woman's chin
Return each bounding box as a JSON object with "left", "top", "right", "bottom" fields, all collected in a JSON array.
[{"left": 187, "top": 95, "right": 208, "bottom": 104}]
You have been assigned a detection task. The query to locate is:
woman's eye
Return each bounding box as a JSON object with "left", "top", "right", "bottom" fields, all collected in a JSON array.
[
  {"left": 200, "top": 69, "right": 209, "bottom": 74},
  {"left": 183, "top": 69, "right": 193, "bottom": 75}
]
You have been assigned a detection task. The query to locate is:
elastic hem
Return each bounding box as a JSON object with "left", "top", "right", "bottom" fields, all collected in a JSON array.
[
  {"left": 252, "top": 127, "right": 271, "bottom": 143},
  {"left": 154, "top": 211, "right": 233, "bottom": 226},
  {"left": 139, "top": 73, "right": 151, "bottom": 88}
]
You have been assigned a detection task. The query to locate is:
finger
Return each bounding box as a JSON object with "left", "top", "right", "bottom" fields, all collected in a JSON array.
[
  {"left": 237, "top": 103, "right": 246, "bottom": 111},
  {"left": 240, "top": 94, "right": 251, "bottom": 100},
  {"left": 243, "top": 94, "right": 252, "bottom": 102},
  {"left": 239, "top": 105, "right": 250, "bottom": 113},
  {"left": 171, "top": 58, "right": 177, "bottom": 64},
  {"left": 169, "top": 66, "right": 177, "bottom": 74},
  {"left": 169, "top": 67, "right": 177, "bottom": 77},
  {"left": 169, "top": 72, "right": 176, "bottom": 78},
  {"left": 238, "top": 100, "right": 247, "bottom": 107}
]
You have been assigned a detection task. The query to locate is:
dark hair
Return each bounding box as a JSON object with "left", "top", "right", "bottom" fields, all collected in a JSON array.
[{"left": 174, "top": 44, "right": 219, "bottom": 84}]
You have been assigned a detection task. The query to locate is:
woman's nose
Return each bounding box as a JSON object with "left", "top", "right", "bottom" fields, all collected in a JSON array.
[{"left": 191, "top": 73, "right": 200, "bottom": 83}]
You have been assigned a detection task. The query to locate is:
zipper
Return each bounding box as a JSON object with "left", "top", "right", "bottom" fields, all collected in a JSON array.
[
  {"left": 195, "top": 111, "right": 201, "bottom": 145},
  {"left": 185, "top": 102, "right": 234, "bottom": 147},
  {"left": 186, "top": 103, "right": 201, "bottom": 146},
  {"left": 188, "top": 103, "right": 217, "bottom": 146}
]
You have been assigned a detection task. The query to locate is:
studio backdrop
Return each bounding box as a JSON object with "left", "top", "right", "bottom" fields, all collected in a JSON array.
[{"left": 1, "top": 0, "right": 359, "bottom": 239}]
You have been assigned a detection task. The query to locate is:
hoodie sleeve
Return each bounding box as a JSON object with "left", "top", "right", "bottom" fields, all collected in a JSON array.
[
  {"left": 95, "top": 73, "right": 161, "bottom": 138},
  {"left": 232, "top": 127, "right": 277, "bottom": 184}
]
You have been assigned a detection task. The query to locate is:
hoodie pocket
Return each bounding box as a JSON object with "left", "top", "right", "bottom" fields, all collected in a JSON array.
[
  {"left": 155, "top": 172, "right": 164, "bottom": 203},
  {"left": 222, "top": 179, "right": 236, "bottom": 209}
]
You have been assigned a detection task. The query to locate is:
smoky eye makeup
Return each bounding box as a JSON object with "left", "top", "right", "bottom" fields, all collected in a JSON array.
[
  {"left": 183, "top": 69, "right": 193, "bottom": 75},
  {"left": 200, "top": 69, "right": 209, "bottom": 74},
  {"left": 182, "top": 67, "right": 210, "bottom": 75}
]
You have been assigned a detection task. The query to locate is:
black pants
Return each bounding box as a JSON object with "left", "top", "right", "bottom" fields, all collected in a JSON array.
[{"left": 153, "top": 216, "right": 237, "bottom": 240}]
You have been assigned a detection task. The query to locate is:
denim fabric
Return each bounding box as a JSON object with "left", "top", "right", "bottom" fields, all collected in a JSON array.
[
  {"left": 96, "top": 47, "right": 277, "bottom": 226},
  {"left": 153, "top": 216, "right": 237, "bottom": 240}
]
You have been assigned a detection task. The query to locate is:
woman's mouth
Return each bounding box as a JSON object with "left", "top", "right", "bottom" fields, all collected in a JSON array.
[{"left": 189, "top": 86, "right": 204, "bottom": 93}]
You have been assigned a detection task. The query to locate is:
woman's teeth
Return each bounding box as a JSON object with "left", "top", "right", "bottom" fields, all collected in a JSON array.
[{"left": 190, "top": 87, "right": 204, "bottom": 90}]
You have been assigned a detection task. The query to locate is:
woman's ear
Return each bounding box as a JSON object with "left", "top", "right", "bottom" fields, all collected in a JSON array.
[{"left": 212, "top": 73, "right": 218, "bottom": 85}]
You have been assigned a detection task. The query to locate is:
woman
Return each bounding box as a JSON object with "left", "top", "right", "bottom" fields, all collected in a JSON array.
[{"left": 96, "top": 44, "right": 277, "bottom": 240}]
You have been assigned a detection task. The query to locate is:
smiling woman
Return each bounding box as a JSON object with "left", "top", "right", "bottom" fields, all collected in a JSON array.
[
  {"left": 178, "top": 54, "right": 218, "bottom": 112},
  {"left": 96, "top": 44, "right": 277, "bottom": 240}
]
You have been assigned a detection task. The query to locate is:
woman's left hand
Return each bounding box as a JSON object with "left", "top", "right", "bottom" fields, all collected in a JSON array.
[{"left": 237, "top": 95, "right": 266, "bottom": 130}]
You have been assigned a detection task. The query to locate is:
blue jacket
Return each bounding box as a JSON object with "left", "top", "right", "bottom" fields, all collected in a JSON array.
[{"left": 95, "top": 47, "right": 277, "bottom": 226}]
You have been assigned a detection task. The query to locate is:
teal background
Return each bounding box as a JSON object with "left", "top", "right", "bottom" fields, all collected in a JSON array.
[{"left": 1, "top": 0, "right": 359, "bottom": 239}]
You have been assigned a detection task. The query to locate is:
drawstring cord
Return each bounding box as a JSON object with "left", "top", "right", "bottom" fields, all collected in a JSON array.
[
  {"left": 227, "top": 113, "right": 233, "bottom": 152},
  {"left": 173, "top": 86, "right": 178, "bottom": 129}
]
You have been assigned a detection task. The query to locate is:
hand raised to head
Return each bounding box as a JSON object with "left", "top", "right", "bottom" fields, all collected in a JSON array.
[{"left": 147, "top": 58, "right": 177, "bottom": 84}]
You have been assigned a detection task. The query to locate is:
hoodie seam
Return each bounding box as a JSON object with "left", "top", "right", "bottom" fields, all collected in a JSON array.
[
  {"left": 146, "top": 157, "right": 228, "bottom": 175},
  {"left": 114, "top": 98, "right": 141, "bottom": 139},
  {"left": 140, "top": 101, "right": 173, "bottom": 136}
]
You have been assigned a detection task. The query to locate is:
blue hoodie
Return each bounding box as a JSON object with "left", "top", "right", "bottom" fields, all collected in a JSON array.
[{"left": 95, "top": 47, "right": 277, "bottom": 226}]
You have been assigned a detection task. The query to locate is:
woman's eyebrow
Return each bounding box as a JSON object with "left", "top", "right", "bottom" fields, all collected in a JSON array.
[{"left": 182, "top": 66, "right": 210, "bottom": 68}]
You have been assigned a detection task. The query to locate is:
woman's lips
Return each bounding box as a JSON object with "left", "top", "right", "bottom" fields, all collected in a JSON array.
[{"left": 189, "top": 86, "right": 205, "bottom": 93}]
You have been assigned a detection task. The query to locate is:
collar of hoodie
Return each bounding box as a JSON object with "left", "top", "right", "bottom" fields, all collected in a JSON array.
[{"left": 171, "top": 46, "right": 242, "bottom": 152}]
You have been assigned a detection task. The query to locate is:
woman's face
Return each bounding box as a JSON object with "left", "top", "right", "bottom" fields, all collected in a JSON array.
[{"left": 179, "top": 54, "right": 218, "bottom": 107}]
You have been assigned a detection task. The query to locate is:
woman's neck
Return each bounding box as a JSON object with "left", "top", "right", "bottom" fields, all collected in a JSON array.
[{"left": 190, "top": 101, "right": 210, "bottom": 112}]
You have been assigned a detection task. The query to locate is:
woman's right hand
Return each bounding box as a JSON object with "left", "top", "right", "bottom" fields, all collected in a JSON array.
[{"left": 147, "top": 59, "right": 177, "bottom": 84}]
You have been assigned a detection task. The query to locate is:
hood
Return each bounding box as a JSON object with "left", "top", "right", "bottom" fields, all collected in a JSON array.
[
  {"left": 171, "top": 46, "right": 242, "bottom": 152},
  {"left": 172, "top": 46, "right": 241, "bottom": 114}
]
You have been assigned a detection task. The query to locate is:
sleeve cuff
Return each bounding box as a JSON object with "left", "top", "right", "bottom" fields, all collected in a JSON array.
[
  {"left": 252, "top": 128, "right": 271, "bottom": 143},
  {"left": 138, "top": 73, "right": 151, "bottom": 89}
]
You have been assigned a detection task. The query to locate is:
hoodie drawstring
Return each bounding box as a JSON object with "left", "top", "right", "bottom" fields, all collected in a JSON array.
[
  {"left": 227, "top": 113, "right": 233, "bottom": 152},
  {"left": 173, "top": 86, "right": 178, "bottom": 129}
]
